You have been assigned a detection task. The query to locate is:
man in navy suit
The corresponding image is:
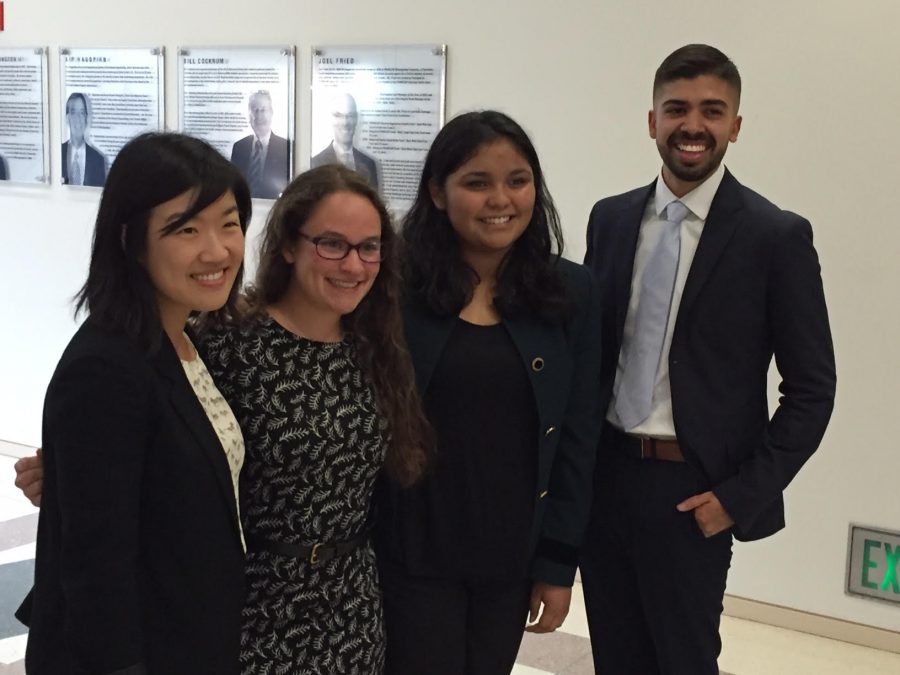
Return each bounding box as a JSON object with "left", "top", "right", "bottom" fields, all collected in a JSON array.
[
  {"left": 581, "top": 44, "right": 835, "bottom": 674},
  {"left": 311, "top": 92, "right": 379, "bottom": 191},
  {"left": 230, "top": 90, "right": 291, "bottom": 199},
  {"left": 61, "top": 92, "right": 107, "bottom": 187}
]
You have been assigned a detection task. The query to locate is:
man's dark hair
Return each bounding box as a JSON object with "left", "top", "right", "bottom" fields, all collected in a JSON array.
[{"left": 653, "top": 44, "right": 741, "bottom": 105}]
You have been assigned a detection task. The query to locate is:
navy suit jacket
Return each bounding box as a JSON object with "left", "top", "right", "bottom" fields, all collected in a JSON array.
[
  {"left": 585, "top": 169, "right": 836, "bottom": 541},
  {"left": 311, "top": 142, "right": 379, "bottom": 191},
  {"left": 380, "top": 258, "right": 603, "bottom": 586},
  {"left": 20, "top": 321, "right": 245, "bottom": 674},
  {"left": 230, "top": 132, "right": 290, "bottom": 199},
  {"left": 61, "top": 141, "right": 107, "bottom": 187}
]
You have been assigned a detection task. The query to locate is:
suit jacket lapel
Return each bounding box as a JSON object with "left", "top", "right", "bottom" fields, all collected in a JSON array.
[
  {"left": 614, "top": 182, "right": 656, "bottom": 344},
  {"left": 677, "top": 169, "right": 743, "bottom": 320},
  {"left": 149, "top": 338, "right": 242, "bottom": 538},
  {"left": 503, "top": 316, "right": 557, "bottom": 431},
  {"left": 402, "top": 303, "right": 457, "bottom": 395}
]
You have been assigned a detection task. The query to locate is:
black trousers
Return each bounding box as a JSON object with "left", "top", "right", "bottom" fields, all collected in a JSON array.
[
  {"left": 380, "top": 561, "right": 532, "bottom": 675},
  {"left": 581, "top": 426, "right": 733, "bottom": 675}
]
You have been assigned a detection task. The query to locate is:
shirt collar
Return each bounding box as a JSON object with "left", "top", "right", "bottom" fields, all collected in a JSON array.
[{"left": 653, "top": 162, "right": 726, "bottom": 221}]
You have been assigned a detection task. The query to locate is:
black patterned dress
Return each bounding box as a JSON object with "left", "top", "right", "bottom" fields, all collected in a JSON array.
[{"left": 202, "top": 315, "right": 387, "bottom": 675}]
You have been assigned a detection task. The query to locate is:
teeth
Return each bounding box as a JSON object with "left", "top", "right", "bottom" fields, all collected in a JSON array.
[
  {"left": 329, "top": 279, "right": 359, "bottom": 289},
  {"left": 194, "top": 271, "right": 224, "bottom": 281},
  {"left": 677, "top": 144, "right": 706, "bottom": 152},
  {"left": 482, "top": 216, "right": 512, "bottom": 224}
]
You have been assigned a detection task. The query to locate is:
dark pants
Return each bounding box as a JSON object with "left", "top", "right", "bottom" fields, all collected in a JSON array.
[
  {"left": 581, "top": 426, "right": 733, "bottom": 675},
  {"left": 380, "top": 561, "right": 532, "bottom": 675}
]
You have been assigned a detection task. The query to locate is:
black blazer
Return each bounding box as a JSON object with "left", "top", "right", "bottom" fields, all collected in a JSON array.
[
  {"left": 383, "top": 258, "right": 603, "bottom": 586},
  {"left": 61, "top": 141, "right": 107, "bottom": 187},
  {"left": 20, "top": 321, "right": 245, "bottom": 674},
  {"left": 230, "top": 133, "right": 291, "bottom": 199},
  {"left": 310, "top": 142, "right": 379, "bottom": 191},
  {"left": 585, "top": 169, "right": 836, "bottom": 541}
]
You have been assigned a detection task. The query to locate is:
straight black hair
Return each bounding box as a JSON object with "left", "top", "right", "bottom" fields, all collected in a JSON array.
[{"left": 75, "top": 132, "right": 252, "bottom": 351}]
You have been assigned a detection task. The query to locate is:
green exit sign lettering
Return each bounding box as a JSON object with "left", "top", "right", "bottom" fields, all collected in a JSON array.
[{"left": 846, "top": 524, "right": 900, "bottom": 604}]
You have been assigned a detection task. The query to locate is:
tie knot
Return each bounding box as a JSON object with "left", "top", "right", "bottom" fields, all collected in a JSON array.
[{"left": 665, "top": 201, "right": 689, "bottom": 224}]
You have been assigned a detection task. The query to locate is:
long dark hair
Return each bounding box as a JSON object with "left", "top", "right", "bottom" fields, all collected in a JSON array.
[
  {"left": 245, "top": 164, "right": 430, "bottom": 486},
  {"left": 401, "top": 110, "right": 568, "bottom": 320},
  {"left": 75, "top": 132, "right": 251, "bottom": 351}
]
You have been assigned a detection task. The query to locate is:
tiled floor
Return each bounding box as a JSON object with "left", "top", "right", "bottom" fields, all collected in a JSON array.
[
  {"left": 2, "top": 451, "right": 899, "bottom": 674},
  {"left": 512, "top": 585, "right": 900, "bottom": 674}
]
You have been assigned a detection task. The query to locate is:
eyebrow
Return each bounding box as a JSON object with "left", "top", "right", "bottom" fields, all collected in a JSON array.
[
  {"left": 662, "top": 98, "right": 729, "bottom": 108},
  {"left": 309, "top": 230, "right": 381, "bottom": 241},
  {"left": 460, "top": 168, "right": 532, "bottom": 178},
  {"left": 162, "top": 204, "right": 239, "bottom": 226}
]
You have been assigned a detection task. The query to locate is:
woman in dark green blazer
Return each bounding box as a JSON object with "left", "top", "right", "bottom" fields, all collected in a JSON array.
[{"left": 379, "top": 111, "right": 603, "bottom": 675}]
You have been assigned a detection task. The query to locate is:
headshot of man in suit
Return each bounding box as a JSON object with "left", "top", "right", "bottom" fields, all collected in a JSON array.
[
  {"left": 230, "top": 89, "right": 291, "bottom": 200},
  {"left": 311, "top": 92, "right": 379, "bottom": 191},
  {"left": 0, "top": 152, "right": 8, "bottom": 181},
  {"left": 580, "top": 44, "right": 835, "bottom": 675},
  {"left": 61, "top": 92, "right": 107, "bottom": 187}
]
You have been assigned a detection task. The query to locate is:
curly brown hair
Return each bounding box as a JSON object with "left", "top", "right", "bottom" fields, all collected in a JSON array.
[{"left": 244, "top": 164, "right": 430, "bottom": 486}]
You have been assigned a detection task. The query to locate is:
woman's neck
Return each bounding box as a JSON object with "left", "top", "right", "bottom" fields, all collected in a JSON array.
[
  {"left": 459, "top": 276, "right": 500, "bottom": 325},
  {"left": 457, "top": 250, "right": 503, "bottom": 325},
  {"left": 267, "top": 298, "right": 343, "bottom": 343},
  {"left": 160, "top": 311, "right": 194, "bottom": 360},
  {"left": 461, "top": 248, "right": 504, "bottom": 287}
]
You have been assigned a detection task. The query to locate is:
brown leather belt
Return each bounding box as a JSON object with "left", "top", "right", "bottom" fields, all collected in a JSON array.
[{"left": 625, "top": 435, "right": 686, "bottom": 462}]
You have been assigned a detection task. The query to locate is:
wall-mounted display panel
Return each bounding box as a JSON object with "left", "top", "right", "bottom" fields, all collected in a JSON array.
[
  {"left": 311, "top": 44, "right": 447, "bottom": 215},
  {"left": 178, "top": 46, "right": 295, "bottom": 200},
  {"left": 0, "top": 47, "right": 50, "bottom": 185},
  {"left": 59, "top": 47, "right": 165, "bottom": 188}
]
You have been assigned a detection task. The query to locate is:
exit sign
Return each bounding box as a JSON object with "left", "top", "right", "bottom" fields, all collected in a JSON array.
[{"left": 846, "top": 524, "right": 900, "bottom": 604}]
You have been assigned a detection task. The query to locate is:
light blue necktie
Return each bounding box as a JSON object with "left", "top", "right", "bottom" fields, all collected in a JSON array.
[{"left": 615, "top": 200, "right": 689, "bottom": 430}]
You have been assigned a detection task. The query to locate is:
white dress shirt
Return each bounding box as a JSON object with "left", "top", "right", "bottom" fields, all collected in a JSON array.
[
  {"left": 334, "top": 142, "right": 356, "bottom": 169},
  {"left": 607, "top": 163, "right": 726, "bottom": 438}
]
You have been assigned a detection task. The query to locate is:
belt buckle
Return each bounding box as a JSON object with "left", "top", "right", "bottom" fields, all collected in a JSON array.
[
  {"left": 309, "top": 542, "right": 322, "bottom": 564},
  {"left": 639, "top": 437, "right": 655, "bottom": 460}
]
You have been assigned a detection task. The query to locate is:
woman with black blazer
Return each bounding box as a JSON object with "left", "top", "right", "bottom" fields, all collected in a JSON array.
[
  {"left": 19, "top": 133, "right": 251, "bottom": 674},
  {"left": 14, "top": 163, "right": 431, "bottom": 674},
  {"left": 378, "top": 111, "right": 603, "bottom": 674}
]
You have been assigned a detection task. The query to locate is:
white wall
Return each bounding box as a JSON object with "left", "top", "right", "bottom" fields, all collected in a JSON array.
[{"left": 1, "top": 0, "right": 898, "bottom": 632}]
